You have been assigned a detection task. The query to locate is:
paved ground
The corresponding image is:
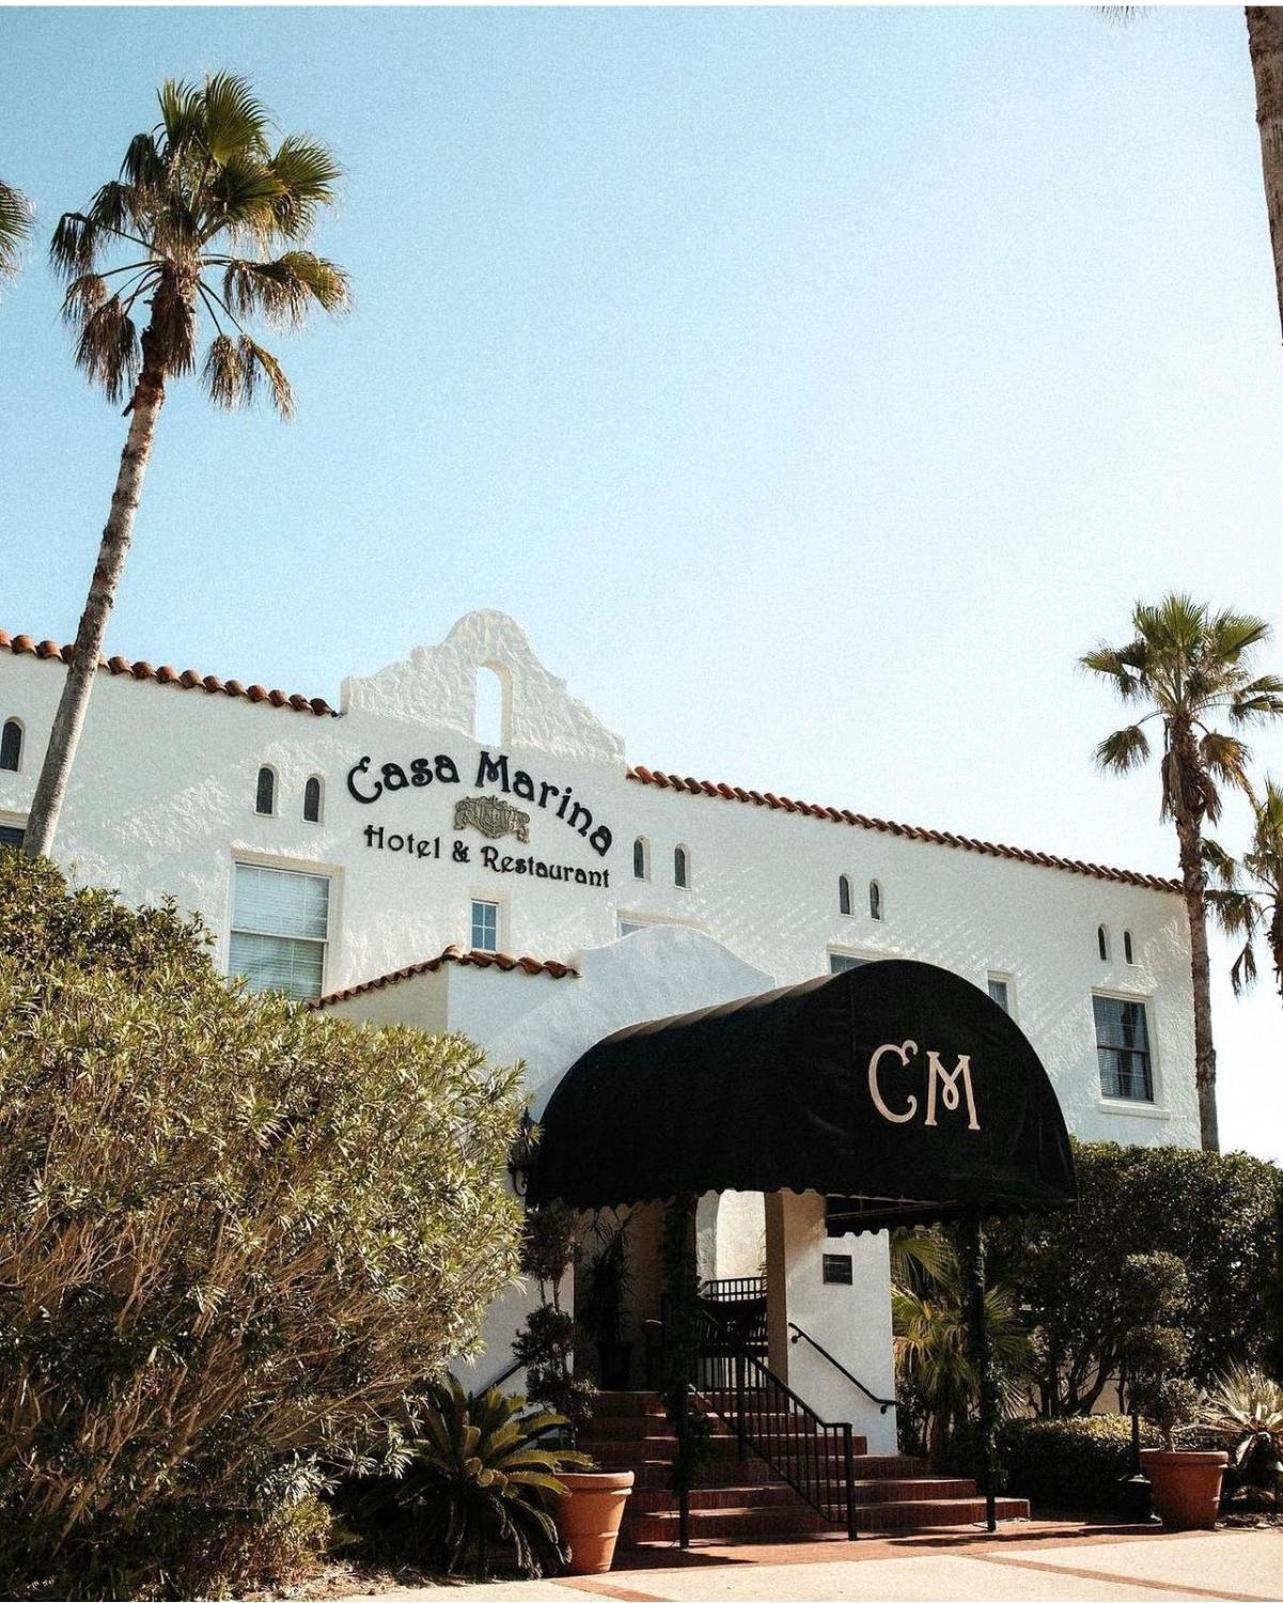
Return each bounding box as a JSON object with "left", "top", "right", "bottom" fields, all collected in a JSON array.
[{"left": 355, "top": 1526, "right": 1282, "bottom": 1602}]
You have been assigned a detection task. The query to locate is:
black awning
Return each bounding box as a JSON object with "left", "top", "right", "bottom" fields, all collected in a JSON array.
[{"left": 526, "top": 959, "right": 1076, "bottom": 1231}]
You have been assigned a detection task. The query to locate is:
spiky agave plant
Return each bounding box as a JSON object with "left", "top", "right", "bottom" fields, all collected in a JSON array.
[
  {"left": 1082, "top": 595, "right": 1283, "bottom": 1152},
  {"left": 1198, "top": 1367, "right": 1283, "bottom": 1505},
  {"left": 23, "top": 73, "right": 349, "bottom": 861},
  {"left": 0, "top": 179, "right": 34, "bottom": 289},
  {"left": 401, "top": 1378, "right": 591, "bottom": 1580}
]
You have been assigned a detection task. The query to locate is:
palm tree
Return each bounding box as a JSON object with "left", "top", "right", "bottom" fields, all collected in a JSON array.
[
  {"left": 0, "top": 179, "right": 34, "bottom": 289},
  {"left": 1106, "top": 8, "right": 1283, "bottom": 343},
  {"left": 1246, "top": 9, "right": 1283, "bottom": 344},
  {"left": 891, "top": 1230, "right": 1029, "bottom": 1467},
  {"left": 1207, "top": 780, "right": 1283, "bottom": 1002},
  {"left": 22, "top": 74, "right": 349, "bottom": 861},
  {"left": 1082, "top": 595, "right": 1283, "bottom": 1152}
]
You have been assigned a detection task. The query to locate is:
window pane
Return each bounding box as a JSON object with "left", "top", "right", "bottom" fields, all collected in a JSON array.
[
  {"left": 0, "top": 721, "right": 21, "bottom": 771},
  {"left": 987, "top": 977, "right": 1010, "bottom": 1013},
  {"left": 303, "top": 777, "right": 322, "bottom": 823},
  {"left": 0, "top": 823, "right": 24, "bottom": 849},
  {"left": 1093, "top": 995, "right": 1153, "bottom": 1100},
  {"left": 830, "top": 953, "right": 867, "bottom": 974},
  {"left": 471, "top": 900, "right": 498, "bottom": 952},
  {"left": 619, "top": 920, "right": 643, "bottom": 937},
  {"left": 256, "top": 766, "right": 275, "bottom": 815},
  {"left": 233, "top": 863, "right": 329, "bottom": 939},
  {"left": 229, "top": 930, "right": 325, "bottom": 1001}
]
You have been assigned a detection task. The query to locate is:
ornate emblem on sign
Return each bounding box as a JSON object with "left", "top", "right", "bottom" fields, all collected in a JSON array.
[{"left": 454, "top": 794, "right": 532, "bottom": 844}]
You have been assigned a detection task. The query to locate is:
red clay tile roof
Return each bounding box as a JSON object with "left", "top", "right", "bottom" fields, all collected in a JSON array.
[
  {"left": 0, "top": 630, "right": 336, "bottom": 717},
  {"left": 626, "top": 765, "right": 1182, "bottom": 895},
  {"left": 311, "top": 944, "right": 579, "bottom": 1009}
]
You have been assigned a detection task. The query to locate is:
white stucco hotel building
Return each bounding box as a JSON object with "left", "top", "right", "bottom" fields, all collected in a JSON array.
[{"left": 0, "top": 609, "right": 1196, "bottom": 1464}]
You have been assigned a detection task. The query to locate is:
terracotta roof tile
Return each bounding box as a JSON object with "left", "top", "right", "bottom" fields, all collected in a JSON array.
[
  {"left": 311, "top": 944, "right": 579, "bottom": 1009},
  {"left": 0, "top": 628, "right": 336, "bottom": 717},
  {"left": 626, "top": 765, "right": 1180, "bottom": 895}
]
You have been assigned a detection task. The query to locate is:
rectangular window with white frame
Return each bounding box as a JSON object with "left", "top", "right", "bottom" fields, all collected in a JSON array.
[
  {"left": 987, "top": 973, "right": 1013, "bottom": 1015},
  {"left": 829, "top": 952, "right": 869, "bottom": 975},
  {"left": 229, "top": 862, "right": 330, "bottom": 1002},
  {"left": 471, "top": 898, "right": 499, "bottom": 952},
  {"left": 1093, "top": 993, "right": 1154, "bottom": 1102}
]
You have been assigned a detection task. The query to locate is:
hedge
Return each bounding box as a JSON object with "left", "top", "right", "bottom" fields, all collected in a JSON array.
[{"left": 997, "top": 1416, "right": 1162, "bottom": 1512}]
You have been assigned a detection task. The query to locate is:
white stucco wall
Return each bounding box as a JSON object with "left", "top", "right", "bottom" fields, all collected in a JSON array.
[
  {"left": 0, "top": 610, "right": 1200, "bottom": 1429},
  {"left": 0, "top": 610, "right": 1196, "bottom": 1150}
]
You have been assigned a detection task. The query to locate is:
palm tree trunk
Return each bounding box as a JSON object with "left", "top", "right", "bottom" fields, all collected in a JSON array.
[
  {"left": 1247, "top": 7, "right": 1283, "bottom": 341},
  {"left": 1175, "top": 812, "right": 1220, "bottom": 1152},
  {"left": 22, "top": 341, "right": 167, "bottom": 860}
]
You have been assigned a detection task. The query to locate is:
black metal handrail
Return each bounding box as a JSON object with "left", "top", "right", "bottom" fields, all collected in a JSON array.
[
  {"left": 688, "top": 1304, "right": 858, "bottom": 1540},
  {"left": 788, "top": 1322, "right": 897, "bottom": 1415}
]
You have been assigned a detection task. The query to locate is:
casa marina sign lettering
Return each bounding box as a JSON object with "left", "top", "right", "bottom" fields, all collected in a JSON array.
[
  {"left": 347, "top": 749, "right": 614, "bottom": 891},
  {"left": 346, "top": 749, "right": 613, "bottom": 858},
  {"left": 867, "top": 1038, "right": 981, "bottom": 1131}
]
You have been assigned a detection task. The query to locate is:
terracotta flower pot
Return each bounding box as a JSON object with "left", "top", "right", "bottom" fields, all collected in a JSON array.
[
  {"left": 1140, "top": 1449, "right": 1228, "bottom": 1531},
  {"left": 555, "top": 1470, "right": 634, "bottom": 1574}
]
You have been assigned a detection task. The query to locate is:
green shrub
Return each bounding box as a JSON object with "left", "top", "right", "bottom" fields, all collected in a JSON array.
[
  {"left": 989, "top": 1141, "right": 1283, "bottom": 1413},
  {"left": 997, "top": 1416, "right": 1161, "bottom": 1512},
  {"left": 0, "top": 854, "right": 524, "bottom": 1598}
]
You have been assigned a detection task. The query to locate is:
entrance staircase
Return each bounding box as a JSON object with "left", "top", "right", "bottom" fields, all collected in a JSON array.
[{"left": 581, "top": 1391, "right": 1029, "bottom": 1546}]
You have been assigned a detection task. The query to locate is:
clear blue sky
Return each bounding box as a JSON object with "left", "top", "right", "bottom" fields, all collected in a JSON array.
[{"left": 2, "top": 5, "right": 1282, "bottom": 1160}]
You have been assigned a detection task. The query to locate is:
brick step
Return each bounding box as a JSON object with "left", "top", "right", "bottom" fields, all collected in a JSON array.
[
  {"left": 626, "top": 1506, "right": 832, "bottom": 1543},
  {"left": 625, "top": 1496, "right": 1029, "bottom": 1544},
  {"left": 604, "top": 1456, "right": 784, "bottom": 1491},
  {"left": 628, "top": 1482, "right": 808, "bottom": 1515},
  {"left": 591, "top": 1392, "right": 667, "bottom": 1418},
  {"left": 584, "top": 1449, "right": 929, "bottom": 1489},
  {"left": 581, "top": 1417, "right": 693, "bottom": 1442}
]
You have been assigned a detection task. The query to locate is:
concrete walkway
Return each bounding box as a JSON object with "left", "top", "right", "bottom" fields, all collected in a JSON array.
[{"left": 358, "top": 1528, "right": 1282, "bottom": 1602}]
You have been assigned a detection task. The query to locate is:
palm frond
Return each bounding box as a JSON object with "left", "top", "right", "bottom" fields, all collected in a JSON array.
[
  {"left": 1200, "top": 731, "right": 1253, "bottom": 798},
  {"left": 73, "top": 294, "right": 141, "bottom": 403},
  {"left": 265, "top": 135, "right": 343, "bottom": 240},
  {"left": 239, "top": 334, "right": 294, "bottom": 418},
  {"left": 223, "top": 252, "right": 349, "bottom": 326},
  {"left": 199, "top": 71, "right": 273, "bottom": 164},
  {"left": 1094, "top": 724, "right": 1150, "bottom": 773},
  {"left": 0, "top": 178, "right": 34, "bottom": 284},
  {"left": 1081, "top": 645, "right": 1145, "bottom": 698},
  {"left": 50, "top": 212, "right": 104, "bottom": 280},
  {"left": 156, "top": 77, "right": 204, "bottom": 149},
  {"left": 202, "top": 332, "right": 246, "bottom": 409},
  {"left": 1201, "top": 837, "right": 1239, "bottom": 891},
  {"left": 121, "top": 132, "right": 165, "bottom": 192},
  {"left": 1208, "top": 608, "right": 1272, "bottom": 664}
]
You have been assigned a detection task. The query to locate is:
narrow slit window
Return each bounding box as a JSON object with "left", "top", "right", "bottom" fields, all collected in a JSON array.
[
  {"left": 255, "top": 766, "right": 276, "bottom": 816},
  {"left": 674, "top": 845, "right": 689, "bottom": 889},
  {"left": 838, "top": 875, "right": 852, "bottom": 916},
  {"left": 869, "top": 880, "right": 883, "bottom": 921},
  {"left": 1098, "top": 925, "right": 1110, "bottom": 962},
  {"left": 303, "top": 776, "right": 323, "bottom": 823},
  {"left": 0, "top": 719, "right": 21, "bottom": 772},
  {"left": 1123, "top": 930, "right": 1134, "bottom": 965},
  {"left": 633, "top": 837, "right": 649, "bottom": 880}
]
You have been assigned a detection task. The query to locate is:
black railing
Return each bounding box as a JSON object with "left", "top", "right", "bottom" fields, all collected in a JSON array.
[
  {"left": 703, "top": 1275, "right": 766, "bottom": 1302},
  {"left": 788, "top": 1322, "right": 896, "bottom": 1415},
  {"left": 687, "top": 1304, "right": 858, "bottom": 1540}
]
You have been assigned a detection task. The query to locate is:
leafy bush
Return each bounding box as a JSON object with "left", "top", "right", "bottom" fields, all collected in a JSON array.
[
  {"left": 997, "top": 1416, "right": 1162, "bottom": 1512},
  {"left": 0, "top": 854, "right": 524, "bottom": 1598},
  {"left": 989, "top": 1141, "right": 1283, "bottom": 1414},
  {"left": 342, "top": 1379, "right": 588, "bottom": 1579}
]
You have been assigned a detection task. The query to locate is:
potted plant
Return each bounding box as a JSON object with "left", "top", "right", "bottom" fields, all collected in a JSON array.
[
  {"left": 379, "top": 1378, "right": 591, "bottom": 1580},
  {"left": 514, "top": 1200, "right": 634, "bottom": 1574},
  {"left": 1137, "top": 1376, "right": 1228, "bottom": 1531},
  {"left": 580, "top": 1211, "right": 635, "bottom": 1391}
]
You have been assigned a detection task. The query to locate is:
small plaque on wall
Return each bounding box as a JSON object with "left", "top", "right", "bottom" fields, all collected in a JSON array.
[{"left": 822, "top": 1253, "right": 853, "bottom": 1285}]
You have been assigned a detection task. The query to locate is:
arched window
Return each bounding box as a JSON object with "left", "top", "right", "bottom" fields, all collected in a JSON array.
[
  {"left": 303, "top": 775, "right": 323, "bottom": 823},
  {"left": 633, "top": 837, "right": 649, "bottom": 880},
  {"left": 674, "top": 844, "right": 689, "bottom": 889},
  {"left": 474, "top": 663, "right": 508, "bottom": 747},
  {"left": 1098, "top": 925, "right": 1110, "bottom": 962},
  {"left": 838, "top": 875, "right": 852, "bottom": 916},
  {"left": 0, "top": 718, "right": 21, "bottom": 772},
  {"left": 1123, "top": 930, "right": 1134, "bottom": 965},
  {"left": 255, "top": 765, "right": 276, "bottom": 816},
  {"left": 869, "top": 880, "right": 883, "bottom": 921}
]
